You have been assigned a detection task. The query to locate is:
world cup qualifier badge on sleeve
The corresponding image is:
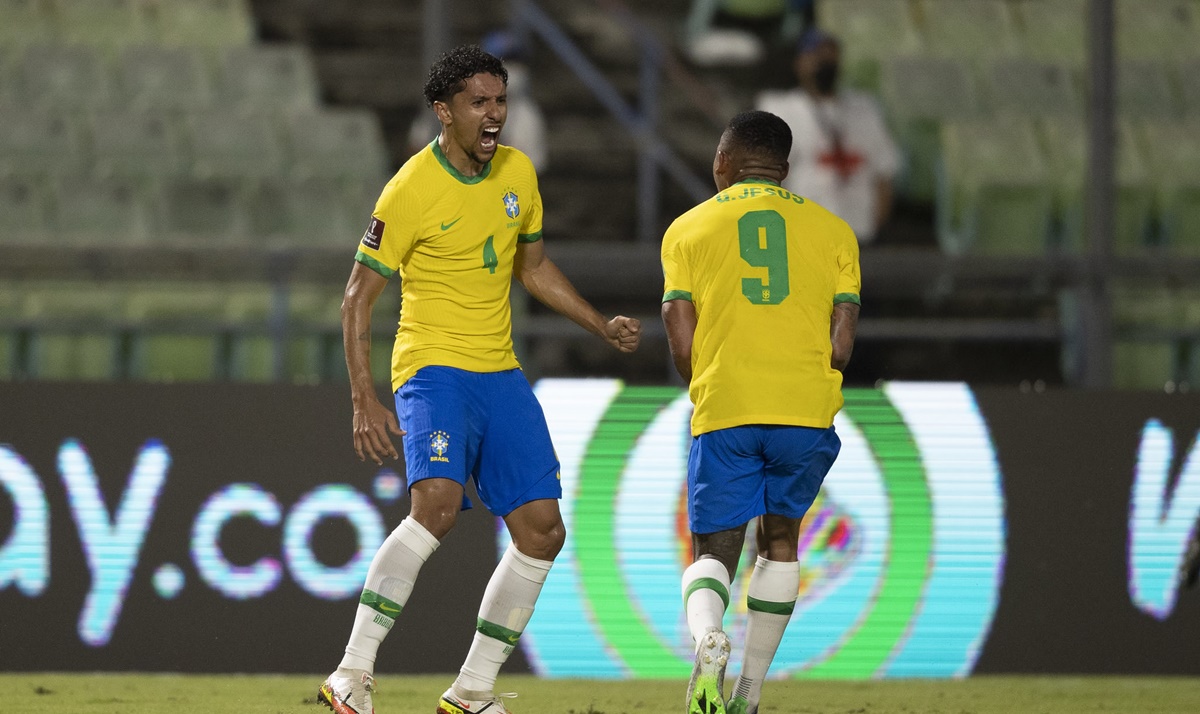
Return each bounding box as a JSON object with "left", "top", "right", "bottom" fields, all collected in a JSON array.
[{"left": 362, "top": 217, "right": 385, "bottom": 250}]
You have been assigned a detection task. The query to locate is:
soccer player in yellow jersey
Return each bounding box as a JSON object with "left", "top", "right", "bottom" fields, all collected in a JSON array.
[
  {"left": 661, "top": 110, "right": 860, "bottom": 714},
  {"left": 318, "top": 46, "right": 641, "bottom": 714}
]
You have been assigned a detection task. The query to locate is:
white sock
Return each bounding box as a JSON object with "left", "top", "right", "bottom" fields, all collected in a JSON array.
[
  {"left": 682, "top": 557, "right": 731, "bottom": 648},
  {"left": 339, "top": 517, "right": 440, "bottom": 672},
  {"left": 453, "top": 544, "right": 553, "bottom": 695},
  {"left": 733, "top": 557, "right": 799, "bottom": 706}
]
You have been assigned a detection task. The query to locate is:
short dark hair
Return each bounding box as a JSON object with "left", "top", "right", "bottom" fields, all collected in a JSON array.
[
  {"left": 423, "top": 45, "right": 508, "bottom": 107},
  {"left": 724, "top": 110, "right": 792, "bottom": 165}
]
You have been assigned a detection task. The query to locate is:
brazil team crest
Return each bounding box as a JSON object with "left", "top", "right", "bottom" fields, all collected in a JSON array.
[
  {"left": 430, "top": 431, "right": 450, "bottom": 463},
  {"left": 503, "top": 191, "right": 520, "bottom": 219}
]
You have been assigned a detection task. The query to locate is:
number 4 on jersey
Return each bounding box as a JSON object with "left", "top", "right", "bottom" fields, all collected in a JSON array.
[
  {"left": 482, "top": 235, "right": 498, "bottom": 274},
  {"left": 739, "top": 210, "right": 790, "bottom": 305}
]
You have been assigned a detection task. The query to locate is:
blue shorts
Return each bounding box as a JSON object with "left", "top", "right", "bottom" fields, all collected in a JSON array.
[
  {"left": 395, "top": 366, "right": 561, "bottom": 517},
  {"left": 688, "top": 424, "right": 841, "bottom": 534}
]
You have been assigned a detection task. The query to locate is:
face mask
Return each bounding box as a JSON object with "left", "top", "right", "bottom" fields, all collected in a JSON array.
[{"left": 814, "top": 61, "right": 839, "bottom": 94}]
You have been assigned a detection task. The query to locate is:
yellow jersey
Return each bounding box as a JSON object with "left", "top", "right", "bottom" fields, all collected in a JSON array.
[
  {"left": 660, "top": 178, "right": 861, "bottom": 436},
  {"left": 355, "top": 140, "right": 543, "bottom": 391}
]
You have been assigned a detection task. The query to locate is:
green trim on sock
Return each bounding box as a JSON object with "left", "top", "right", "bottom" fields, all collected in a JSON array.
[
  {"left": 746, "top": 595, "right": 796, "bottom": 616},
  {"left": 684, "top": 576, "right": 730, "bottom": 610},
  {"left": 360, "top": 589, "right": 403, "bottom": 617},
  {"left": 477, "top": 617, "right": 523, "bottom": 645}
]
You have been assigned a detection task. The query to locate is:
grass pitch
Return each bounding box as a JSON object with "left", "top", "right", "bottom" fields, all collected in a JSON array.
[{"left": 5, "top": 673, "right": 1199, "bottom": 713}]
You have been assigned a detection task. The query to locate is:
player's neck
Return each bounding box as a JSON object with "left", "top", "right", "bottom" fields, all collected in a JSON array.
[{"left": 437, "top": 135, "right": 488, "bottom": 177}]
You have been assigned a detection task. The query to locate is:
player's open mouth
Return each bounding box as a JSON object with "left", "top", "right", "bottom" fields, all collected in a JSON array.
[{"left": 481, "top": 127, "right": 500, "bottom": 150}]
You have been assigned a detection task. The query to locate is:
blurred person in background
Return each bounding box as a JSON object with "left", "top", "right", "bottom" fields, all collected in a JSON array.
[
  {"left": 661, "top": 110, "right": 860, "bottom": 714},
  {"left": 756, "top": 29, "right": 899, "bottom": 244},
  {"left": 320, "top": 44, "right": 640, "bottom": 714},
  {"left": 407, "top": 30, "right": 548, "bottom": 174}
]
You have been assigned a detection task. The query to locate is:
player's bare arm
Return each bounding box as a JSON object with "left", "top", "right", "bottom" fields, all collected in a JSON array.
[
  {"left": 662, "top": 298, "right": 697, "bottom": 382},
  {"left": 513, "top": 239, "right": 641, "bottom": 352},
  {"left": 831, "top": 302, "right": 859, "bottom": 372},
  {"left": 342, "top": 261, "right": 404, "bottom": 465}
]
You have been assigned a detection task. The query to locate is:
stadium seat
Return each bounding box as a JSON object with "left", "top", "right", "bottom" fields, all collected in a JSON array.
[
  {"left": 1139, "top": 121, "right": 1200, "bottom": 253},
  {"left": 13, "top": 45, "right": 110, "bottom": 108},
  {"left": 1118, "top": 61, "right": 1182, "bottom": 119},
  {"left": 1116, "top": 0, "right": 1200, "bottom": 61},
  {"left": 54, "top": 0, "right": 155, "bottom": 50},
  {"left": 285, "top": 285, "right": 345, "bottom": 383},
  {"left": 153, "top": 0, "right": 255, "bottom": 48},
  {"left": 223, "top": 283, "right": 276, "bottom": 382},
  {"left": 50, "top": 175, "right": 157, "bottom": 245},
  {"left": 216, "top": 45, "right": 319, "bottom": 111},
  {"left": 0, "top": 0, "right": 55, "bottom": 50},
  {"left": 185, "top": 111, "right": 286, "bottom": 180},
  {"left": 89, "top": 111, "right": 187, "bottom": 179},
  {"left": 1110, "top": 283, "right": 1181, "bottom": 390},
  {"left": 1039, "top": 119, "right": 1155, "bottom": 254},
  {"left": 115, "top": 45, "right": 213, "bottom": 109},
  {"left": 816, "top": 0, "right": 923, "bottom": 90},
  {"left": 1180, "top": 288, "right": 1200, "bottom": 387},
  {"left": 23, "top": 284, "right": 125, "bottom": 380},
  {"left": 986, "top": 59, "right": 1082, "bottom": 118},
  {"left": 244, "top": 178, "right": 361, "bottom": 246},
  {"left": 938, "top": 117, "right": 1053, "bottom": 255},
  {"left": 125, "top": 284, "right": 229, "bottom": 381},
  {"left": 1013, "top": 0, "right": 1087, "bottom": 66},
  {"left": 919, "top": 0, "right": 1019, "bottom": 61},
  {"left": 284, "top": 109, "right": 390, "bottom": 182},
  {"left": 157, "top": 176, "right": 247, "bottom": 241},
  {"left": 0, "top": 175, "right": 50, "bottom": 243},
  {"left": 881, "top": 55, "right": 979, "bottom": 202},
  {"left": 0, "top": 109, "right": 87, "bottom": 176},
  {"left": 1176, "top": 59, "right": 1200, "bottom": 117},
  {"left": 0, "top": 285, "right": 21, "bottom": 379}
]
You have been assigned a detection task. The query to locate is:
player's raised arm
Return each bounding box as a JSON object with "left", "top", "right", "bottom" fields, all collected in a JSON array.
[
  {"left": 341, "top": 261, "right": 403, "bottom": 465},
  {"left": 513, "top": 239, "right": 641, "bottom": 353}
]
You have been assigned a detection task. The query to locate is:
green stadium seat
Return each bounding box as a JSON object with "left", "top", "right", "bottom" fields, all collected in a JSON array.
[
  {"left": 54, "top": 0, "right": 155, "bottom": 50},
  {"left": 0, "top": 109, "right": 86, "bottom": 176},
  {"left": 919, "top": 0, "right": 1019, "bottom": 60},
  {"left": 1180, "top": 288, "right": 1200, "bottom": 387},
  {"left": 153, "top": 0, "right": 255, "bottom": 48},
  {"left": 223, "top": 284, "right": 276, "bottom": 382},
  {"left": 1177, "top": 60, "right": 1200, "bottom": 117},
  {"left": 90, "top": 111, "right": 187, "bottom": 180},
  {"left": 1138, "top": 121, "right": 1200, "bottom": 253},
  {"left": 986, "top": 59, "right": 1082, "bottom": 118},
  {"left": 1110, "top": 283, "right": 1181, "bottom": 390},
  {"left": 0, "top": 0, "right": 55, "bottom": 50},
  {"left": 23, "top": 284, "right": 125, "bottom": 380},
  {"left": 158, "top": 176, "right": 247, "bottom": 242},
  {"left": 50, "top": 176, "right": 157, "bottom": 245},
  {"left": 245, "top": 178, "right": 360, "bottom": 246},
  {"left": 1013, "top": 0, "right": 1087, "bottom": 66},
  {"left": 938, "top": 117, "right": 1053, "bottom": 255},
  {"left": 881, "top": 55, "right": 979, "bottom": 202},
  {"left": 284, "top": 109, "right": 390, "bottom": 182},
  {"left": 216, "top": 45, "right": 319, "bottom": 111},
  {"left": 185, "top": 111, "right": 286, "bottom": 179},
  {"left": 1039, "top": 119, "right": 1155, "bottom": 254},
  {"left": 1118, "top": 61, "right": 1182, "bottom": 119},
  {"left": 1116, "top": 0, "right": 1200, "bottom": 61},
  {"left": 14, "top": 45, "right": 111, "bottom": 108},
  {"left": 0, "top": 175, "right": 50, "bottom": 242},
  {"left": 116, "top": 46, "right": 213, "bottom": 109},
  {"left": 816, "top": 0, "right": 923, "bottom": 90},
  {"left": 0, "top": 284, "right": 25, "bottom": 379},
  {"left": 286, "top": 285, "right": 345, "bottom": 383},
  {"left": 125, "top": 284, "right": 229, "bottom": 381}
]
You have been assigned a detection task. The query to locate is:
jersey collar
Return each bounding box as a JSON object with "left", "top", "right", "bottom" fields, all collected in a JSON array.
[
  {"left": 731, "top": 177, "right": 779, "bottom": 187},
  {"left": 431, "top": 139, "right": 492, "bottom": 185}
]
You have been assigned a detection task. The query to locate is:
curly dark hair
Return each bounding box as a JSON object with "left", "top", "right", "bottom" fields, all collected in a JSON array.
[
  {"left": 422, "top": 44, "right": 508, "bottom": 107},
  {"left": 724, "top": 110, "right": 792, "bottom": 165}
]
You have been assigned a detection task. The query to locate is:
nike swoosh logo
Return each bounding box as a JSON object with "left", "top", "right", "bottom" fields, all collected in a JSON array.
[
  {"left": 379, "top": 603, "right": 400, "bottom": 613},
  {"left": 441, "top": 217, "right": 463, "bottom": 231}
]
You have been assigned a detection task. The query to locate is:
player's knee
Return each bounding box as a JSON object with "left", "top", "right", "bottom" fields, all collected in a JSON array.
[
  {"left": 518, "top": 519, "right": 565, "bottom": 561},
  {"left": 408, "top": 504, "right": 459, "bottom": 540}
]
